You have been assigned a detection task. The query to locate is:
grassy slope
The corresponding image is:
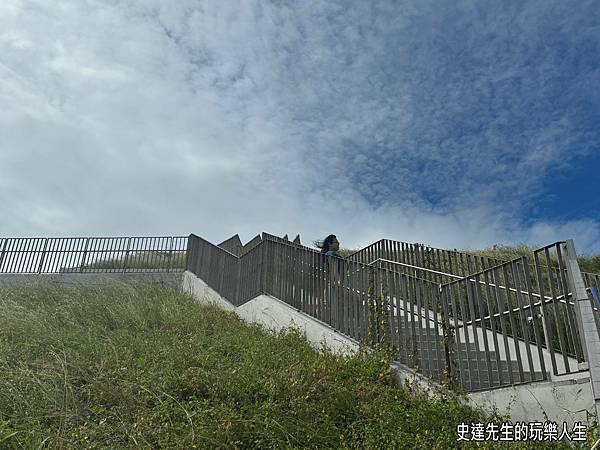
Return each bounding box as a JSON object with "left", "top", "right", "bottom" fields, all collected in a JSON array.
[
  {"left": 0, "top": 282, "right": 585, "bottom": 449},
  {"left": 462, "top": 244, "right": 600, "bottom": 274}
]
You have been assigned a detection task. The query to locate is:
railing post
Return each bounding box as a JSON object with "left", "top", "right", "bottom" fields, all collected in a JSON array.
[
  {"left": 0, "top": 238, "right": 8, "bottom": 273},
  {"left": 367, "top": 265, "right": 377, "bottom": 346},
  {"left": 235, "top": 256, "right": 242, "bottom": 305},
  {"left": 79, "top": 238, "right": 90, "bottom": 273},
  {"left": 563, "top": 239, "right": 600, "bottom": 430},
  {"left": 123, "top": 237, "right": 131, "bottom": 273},
  {"left": 185, "top": 235, "right": 194, "bottom": 272},
  {"left": 167, "top": 236, "right": 174, "bottom": 273},
  {"left": 37, "top": 238, "right": 49, "bottom": 274},
  {"left": 440, "top": 284, "right": 458, "bottom": 391}
]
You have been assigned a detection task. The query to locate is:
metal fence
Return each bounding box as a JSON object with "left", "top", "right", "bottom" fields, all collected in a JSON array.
[
  {"left": 186, "top": 234, "right": 598, "bottom": 393},
  {"left": 6, "top": 232, "right": 597, "bottom": 393},
  {"left": 186, "top": 235, "right": 449, "bottom": 385},
  {"left": 348, "top": 239, "right": 506, "bottom": 283},
  {"left": 0, "top": 236, "right": 188, "bottom": 273},
  {"left": 352, "top": 240, "right": 599, "bottom": 345},
  {"left": 349, "top": 238, "right": 600, "bottom": 296},
  {"left": 186, "top": 234, "right": 239, "bottom": 301},
  {"left": 440, "top": 257, "right": 551, "bottom": 391}
]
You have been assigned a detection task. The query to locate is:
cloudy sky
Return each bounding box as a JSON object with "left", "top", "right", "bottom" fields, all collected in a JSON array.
[{"left": 1, "top": 0, "right": 599, "bottom": 255}]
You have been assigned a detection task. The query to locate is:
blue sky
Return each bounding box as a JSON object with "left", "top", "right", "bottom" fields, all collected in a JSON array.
[
  {"left": 1, "top": 0, "right": 599, "bottom": 254},
  {"left": 528, "top": 151, "right": 600, "bottom": 224}
]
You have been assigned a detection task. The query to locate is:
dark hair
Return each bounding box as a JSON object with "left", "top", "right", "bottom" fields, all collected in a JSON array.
[{"left": 314, "top": 234, "right": 337, "bottom": 254}]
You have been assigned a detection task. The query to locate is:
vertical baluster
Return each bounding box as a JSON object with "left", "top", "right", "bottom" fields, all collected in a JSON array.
[{"left": 544, "top": 247, "right": 570, "bottom": 373}]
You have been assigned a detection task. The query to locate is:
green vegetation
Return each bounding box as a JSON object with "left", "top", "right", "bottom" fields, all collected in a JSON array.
[
  {"left": 67, "top": 251, "right": 187, "bottom": 272},
  {"left": 338, "top": 247, "right": 363, "bottom": 258},
  {"left": 0, "top": 281, "right": 584, "bottom": 448},
  {"left": 463, "top": 244, "right": 600, "bottom": 274}
]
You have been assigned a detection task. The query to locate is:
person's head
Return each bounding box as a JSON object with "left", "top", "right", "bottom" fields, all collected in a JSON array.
[{"left": 315, "top": 234, "right": 340, "bottom": 253}]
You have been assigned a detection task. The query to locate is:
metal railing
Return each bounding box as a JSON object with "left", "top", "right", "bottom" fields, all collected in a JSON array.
[
  {"left": 348, "top": 239, "right": 507, "bottom": 284},
  {"left": 349, "top": 238, "right": 600, "bottom": 297},
  {"left": 353, "top": 239, "right": 600, "bottom": 372},
  {"left": 186, "top": 234, "right": 598, "bottom": 393},
  {"left": 0, "top": 236, "right": 188, "bottom": 273},
  {"left": 184, "top": 235, "right": 451, "bottom": 386},
  {"left": 5, "top": 232, "right": 596, "bottom": 394}
]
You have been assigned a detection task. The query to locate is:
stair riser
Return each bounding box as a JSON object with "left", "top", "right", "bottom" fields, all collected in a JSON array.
[{"left": 425, "top": 370, "right": 547, "bottom": 380}]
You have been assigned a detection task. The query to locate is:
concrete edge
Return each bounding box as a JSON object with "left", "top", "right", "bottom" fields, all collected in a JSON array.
[{"left": 253, "top": 293, "right": 364, "bottom": 346}]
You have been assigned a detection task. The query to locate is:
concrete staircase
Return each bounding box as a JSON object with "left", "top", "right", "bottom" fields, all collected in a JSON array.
[{"left": 392, "top": 323, "right": 549, "bottom": 391}]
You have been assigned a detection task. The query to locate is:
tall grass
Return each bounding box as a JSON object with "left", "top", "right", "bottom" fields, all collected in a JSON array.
[
  {"left": 60, "top": 251, "right": 187, "bottom": 272},
  {"left": 463, "top": 244, "right": 600, "bottom": 274},
  {"left": 0, "top": 281, "right": 584, "bottom": 448}
]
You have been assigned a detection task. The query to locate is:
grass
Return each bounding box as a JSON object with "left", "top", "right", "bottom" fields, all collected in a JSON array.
[
  {"left": 461, "top": 244, "right": 600, "bottom": 274},
  {"left": 338, "top": 247, "right": 363, "bottom": 258},
  {"left": 0, "top": 281, "right": 587, "bottom": 449},
  {"left": 61, "top": 251, "right": 187, "bottom": 272}
]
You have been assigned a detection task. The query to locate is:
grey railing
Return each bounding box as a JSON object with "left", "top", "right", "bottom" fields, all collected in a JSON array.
[
  {"left": 0, "top": 236, "right": 188, "bottom": 273},
  {"left": 360, "top": 241, "right": 595, "bottom": 388},
  {"left": 5, "top": 232, "right": 595, "bottom": 394},
  {"left": 187, "top": 234, "right": 597, "bottom": 393}
]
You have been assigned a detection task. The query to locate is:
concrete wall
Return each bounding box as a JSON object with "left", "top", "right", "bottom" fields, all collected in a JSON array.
[
  {"left": 468, "top": 376, "right": 593, "bottom": 430},
  {"left": 182, "top": 271, "right": 236, "bottom": 311},
  {"left": 237, "top": 293, "right": 360, "bottom": 357},
  {"left": 0, "top": 272, "right": 184, "bottom": 291}
]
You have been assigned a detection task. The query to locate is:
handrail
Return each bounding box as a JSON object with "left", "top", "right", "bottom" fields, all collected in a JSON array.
[
  {"left": 190, "top": 234, "right": 240, "bottom": 258},
  {"left": 357, "top": 237, "right": 600, "bottom": 281},
  {"left": 368, "top": 257, "right": 573, "bottom": 305},
  {"left": 367, "top": 258, "right": 462, "bottom": 279},
  {"left": 362, "top": 257, "right": 600, "bottom": 330}
]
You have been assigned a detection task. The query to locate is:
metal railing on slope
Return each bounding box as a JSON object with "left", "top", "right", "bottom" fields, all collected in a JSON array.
[{"left": 0, "top": 236, "right": 188, "bottom": 274}]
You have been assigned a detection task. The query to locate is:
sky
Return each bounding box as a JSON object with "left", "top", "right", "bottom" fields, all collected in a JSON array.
[{"left": 1, "top": 0, "right": 599, "bottom": 255}]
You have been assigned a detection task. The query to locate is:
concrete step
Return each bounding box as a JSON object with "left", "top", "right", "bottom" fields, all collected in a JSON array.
[
  {"left": 396, "top": 360, "right": 549, "bottom": 391},
  {"left": 399, "top": 354, "right": 519, "bottom": 367},
  {"left": 450, "top": 360, "right": 528, "bottom": 374},
  {"left": 456, "top": 368, "right": 535, "bottom": 380},
  {"left": 408, "top": 341, "right": 479, "bottom": 352},
  {"left": 409, "top": 341, "right": 526, "bottom": 360},
  {"left": 398, "top": 354, "right": 537, "bottom": 374},
  {"left": 425, "top": 368, "right": 548, "bottom": 384},
  {"left": 396, "top": 333, "right": 502, "bottom": 348},
  {"left": 400, "top": 353, "right": 525, "bottom": 372},
  {"left": 459, "top": 373, "right": 549, "bottom": 392},
  {"left": 426, "top": 366, "right": 547, "bottom": 381}
]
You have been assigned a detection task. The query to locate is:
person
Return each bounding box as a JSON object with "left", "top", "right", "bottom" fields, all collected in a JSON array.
[
  {"left": 316, "top": 234, "right": 342, "bottom": 258},
  {"left": 315, "top": 234, "right": 345, "bottom": 291}
]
